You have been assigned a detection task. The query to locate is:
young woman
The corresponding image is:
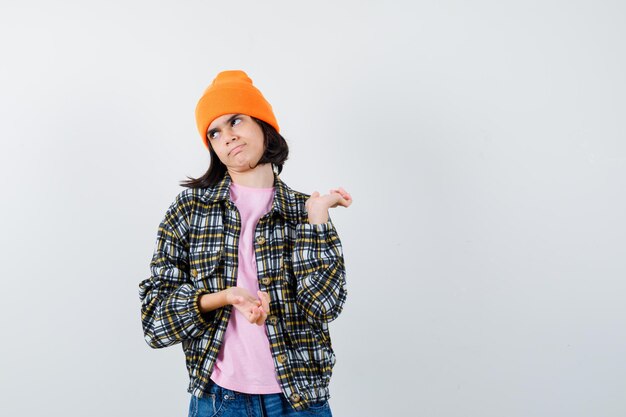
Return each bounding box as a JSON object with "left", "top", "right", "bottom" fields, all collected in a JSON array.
[{"left": 139, "top": 70, "right": 352, "bottom": 417}]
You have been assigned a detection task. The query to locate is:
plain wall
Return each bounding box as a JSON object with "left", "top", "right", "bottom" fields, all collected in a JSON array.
[{"left": 1, "top": 1, "right": 625, "bottom": 416}]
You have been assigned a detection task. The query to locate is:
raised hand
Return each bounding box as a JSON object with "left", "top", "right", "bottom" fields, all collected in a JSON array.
[
  {"left": 305, "top": 186, "right": 353, "bottom": 224},
  {"left": 225, "top": 287, "right": 270, "bottom": 326}
]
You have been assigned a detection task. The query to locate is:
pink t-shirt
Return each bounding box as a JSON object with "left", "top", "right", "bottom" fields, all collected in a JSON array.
[{"left": 210, "top": 181, "right": 282, "bottom": 394}]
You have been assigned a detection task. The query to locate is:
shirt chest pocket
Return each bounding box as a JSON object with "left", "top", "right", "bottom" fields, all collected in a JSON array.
[{"left": 189, "top": 249, "right": 223, "bottom": 290}]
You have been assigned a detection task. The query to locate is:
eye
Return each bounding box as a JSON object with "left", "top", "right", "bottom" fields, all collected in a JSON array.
[
  {"left": 231, "top": 117, "right": 242, "bottom": 127},
  {"left": 207, "top": 130, "right": 219, "bottom": 140}
]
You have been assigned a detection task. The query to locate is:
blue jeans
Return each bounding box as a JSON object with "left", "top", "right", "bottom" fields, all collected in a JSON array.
[{"left": 188, "top": 382, "right": 333, "bottom": 417}]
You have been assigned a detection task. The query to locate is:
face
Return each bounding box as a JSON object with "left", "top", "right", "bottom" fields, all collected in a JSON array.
[{"left": 206, "top": 113, "right": 265, "bottom": 172}]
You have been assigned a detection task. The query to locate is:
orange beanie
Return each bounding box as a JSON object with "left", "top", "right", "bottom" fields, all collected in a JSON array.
[{"left": 195, "top": 70, "right": 280, "bottom": 150}]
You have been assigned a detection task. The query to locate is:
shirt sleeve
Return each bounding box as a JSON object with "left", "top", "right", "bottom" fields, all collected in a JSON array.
[
  {"left": 292, "top": 216, "right": 347, "bottom": 324},
  {"left": 138, "top": 194, "right": 215, "bottom": 349}
]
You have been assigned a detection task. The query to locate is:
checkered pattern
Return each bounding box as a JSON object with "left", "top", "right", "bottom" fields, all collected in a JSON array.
[{"left": 139, "top": 171, "right": 347, "bottom": 411}]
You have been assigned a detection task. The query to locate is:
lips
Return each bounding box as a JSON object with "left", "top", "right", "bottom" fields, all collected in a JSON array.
[{"left": 229, "top": 144, "right": 245, "bottom": 155}]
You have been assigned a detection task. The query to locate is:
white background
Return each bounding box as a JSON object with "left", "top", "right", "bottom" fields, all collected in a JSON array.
[{"left": 1, "top": 1, "right": 625, "bottom": 416}]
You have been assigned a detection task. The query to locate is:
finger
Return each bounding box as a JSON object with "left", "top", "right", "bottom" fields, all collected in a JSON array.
[
  {"left": 257, "top": 290, "right": 270, "bottom": 302},
  {"left": 258, "top": 291, "right": 270, "bottom": 313},
  {"left": 249, "top": 307, "right": 261, "bottom": 323},
  {"left": 258, "top": 306, "right": 267, "bottom": 322},
  {"left": 330, "top": 187, "right": 348, "bottom": 196},
  {"left": 338, "top": 194, "right": 352, "bottom": 206},
  {"left": 329, "top": 195, "right": 350, "bottom": 208},
  {"left": 263, "top": 295, "right": 270, "bottom": 313},
  {"left": 256, "top": 314, "right": 267, "bottom": 326},
  {"left": 330, "top": 189, "right": 351, "bottom": 204},
  {"left": 256, "top": 307, "right": 268, "bottom": 325}
]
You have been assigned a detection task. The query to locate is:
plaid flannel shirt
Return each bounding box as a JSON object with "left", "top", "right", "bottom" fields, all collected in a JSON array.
[{"left": 139, "top": 171, "right": 347, "bottom": 411}]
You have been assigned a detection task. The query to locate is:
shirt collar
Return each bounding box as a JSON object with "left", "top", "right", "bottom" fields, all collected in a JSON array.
[{"left": 201, "top": 171, "right": 295, "bottom": 221}]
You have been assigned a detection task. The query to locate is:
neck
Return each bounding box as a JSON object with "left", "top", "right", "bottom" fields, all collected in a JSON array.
[{"left": 228, "top": 163, "right": 275, "bottom": 188}]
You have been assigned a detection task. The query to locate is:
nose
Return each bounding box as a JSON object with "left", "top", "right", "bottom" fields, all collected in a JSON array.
[{"left": 224, "top": 127, "right": 238, "bottom": 145}]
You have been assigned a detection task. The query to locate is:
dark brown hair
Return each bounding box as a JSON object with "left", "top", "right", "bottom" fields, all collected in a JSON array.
[{"left": 180, "top": 117, "right": 289, "bottom": 188}]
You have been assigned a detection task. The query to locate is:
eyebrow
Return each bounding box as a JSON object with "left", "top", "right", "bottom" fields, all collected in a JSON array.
[{"left": 207, "top": 114, "right": 242, "bottom": 138}]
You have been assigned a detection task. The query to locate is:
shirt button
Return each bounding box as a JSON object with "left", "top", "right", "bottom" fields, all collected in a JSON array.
[
  {"left": 255, "top": 235, "right": 266, "bottom": 245},
  {"left": 267, "top": 315, "right": 278, "bottom": 325},
  {"left": 290, "top": 393, "right": 301, "bottom": 403},
  {"left": 260, "top": 277, "right": 271, "bottom": 285},
  {"left": 277, "top": 354, "right": 287, "bottom": 364},
  {"left": 190, "top": 269, "right": 198, "bottom": 278}
]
